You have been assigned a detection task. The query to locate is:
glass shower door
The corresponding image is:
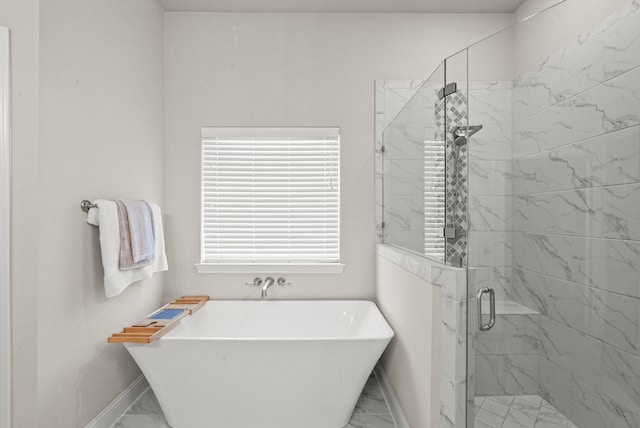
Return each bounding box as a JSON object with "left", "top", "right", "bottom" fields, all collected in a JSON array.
[
  {"left": 466, "top": 1, "right": 640, "bottom": 427},
  {"left": 466, "top": 23, "right": 522, "bottom": 427}
]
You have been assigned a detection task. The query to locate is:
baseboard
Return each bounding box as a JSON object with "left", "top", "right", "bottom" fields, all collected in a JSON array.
[
  {"left": 84, "top": 375, "right": 149, "bottom": 428},
  {"left": 374, "top": 363, "right": 410, "bottom": 428}
]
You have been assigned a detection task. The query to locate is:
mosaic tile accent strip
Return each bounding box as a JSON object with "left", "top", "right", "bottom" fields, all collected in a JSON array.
[{"left": 435, "top": 90, "right": 469, "bottom": 267}]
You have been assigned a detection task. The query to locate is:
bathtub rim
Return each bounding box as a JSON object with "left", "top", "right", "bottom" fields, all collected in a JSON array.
[{"left": 130, "top": 299, "right": 394, "bottom": 343}]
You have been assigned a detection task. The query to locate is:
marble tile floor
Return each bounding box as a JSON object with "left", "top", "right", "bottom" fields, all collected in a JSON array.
[
  {"left": 474, "top": 395, "right": 578, "bottom": 428},
  {"left": 113, "top": 373, "right": 397, "bottom": 428}
]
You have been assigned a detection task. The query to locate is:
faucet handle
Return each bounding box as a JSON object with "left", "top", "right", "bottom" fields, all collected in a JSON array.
[
  {"left": 277, "top": 277, "right": 293, "bottom": 287},
  {"left": 244, "top": 277, "right": 263, "bottom": 287}
]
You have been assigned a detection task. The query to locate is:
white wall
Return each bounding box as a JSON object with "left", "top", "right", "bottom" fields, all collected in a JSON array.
[
  {"left": 376, "top": 255, "right": 440, "bottom": 428},
  {"left": 0, "top": 5, "right": 536, "bottom": 426},
  {"left": 163, "top": 12, "right": 512, "bottom": 300},
  {"left": 36, "top": 1, "right": 165, "bottom": 425},
  {"left": 0, "top": 1, "right": 167, "bottom": 427},
  {"left": 0, "top": 1, "right": 39, "bottom": 426}
]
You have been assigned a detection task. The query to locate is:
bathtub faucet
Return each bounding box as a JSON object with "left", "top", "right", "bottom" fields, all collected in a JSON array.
[{"left": 261, "top": 276, "right": 275, "bottom": 299}]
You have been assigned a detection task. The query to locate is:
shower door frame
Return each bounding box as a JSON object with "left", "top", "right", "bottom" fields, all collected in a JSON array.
[{"left": 0, "top": 25, "right": 11, "bottom": 428}]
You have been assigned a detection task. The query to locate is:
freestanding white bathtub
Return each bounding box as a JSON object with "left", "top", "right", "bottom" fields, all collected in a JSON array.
[{"left": 124, "top": 300, "right": 394, "bottom": 428}]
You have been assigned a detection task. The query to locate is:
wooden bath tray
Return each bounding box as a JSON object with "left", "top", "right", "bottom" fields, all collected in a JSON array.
[{"left": 108, "top": 295, "right": 209, "bottom": 344}]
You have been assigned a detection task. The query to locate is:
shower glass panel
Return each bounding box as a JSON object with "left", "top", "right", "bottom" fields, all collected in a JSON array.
[
  {"left": 381, "top": 55, "right": 472, "bottom": 268},
  {"left": 381, "top": 62, "right": 446, "bottom": 260},
  {"left": 467, "top": 1, "right": 640, "bottom": 427},
  {"left": 466, "top": 21, "right": 520, "bottom": 428}
]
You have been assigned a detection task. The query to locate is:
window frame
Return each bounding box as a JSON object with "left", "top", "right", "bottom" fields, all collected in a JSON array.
[{"left": 195, "top": 127, "right": 344, "bottom": 274}]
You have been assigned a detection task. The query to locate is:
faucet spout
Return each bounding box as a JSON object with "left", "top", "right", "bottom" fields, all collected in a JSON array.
[{"left": 261, "top": 276, "right": 275, "bottom": 299}]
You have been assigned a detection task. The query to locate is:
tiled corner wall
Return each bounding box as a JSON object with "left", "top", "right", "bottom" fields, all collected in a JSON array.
[{"left": 471, "top": 2, "right": 640, "bottom": 428}]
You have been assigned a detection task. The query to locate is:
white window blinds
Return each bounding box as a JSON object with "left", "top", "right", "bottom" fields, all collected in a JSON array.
[
  {"left": 201, "top": 127, "right": 340, "bottom": 265},
  {"left": 424, "top": 138, "right": 445, "bottom": 260}
]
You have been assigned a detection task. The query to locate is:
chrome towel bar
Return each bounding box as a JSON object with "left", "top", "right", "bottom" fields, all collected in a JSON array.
[{"left": 80, "top": 200, "right": 97, "bottom": 212}]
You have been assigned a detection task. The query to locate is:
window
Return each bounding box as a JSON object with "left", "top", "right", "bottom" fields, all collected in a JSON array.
[
  {"left": 196, "top": 127, "right": 342, "bottom": 273},
  {"left": 424, "top": 138, "right": 445, "bottom": 260}
]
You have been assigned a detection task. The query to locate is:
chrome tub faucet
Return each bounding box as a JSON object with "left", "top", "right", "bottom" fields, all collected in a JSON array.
[
  {"left": 244, "top": 276, "right": 292, "bottom": 299},
  {"left": 261, "top": 276, "right": 275, "bottom": 299}
]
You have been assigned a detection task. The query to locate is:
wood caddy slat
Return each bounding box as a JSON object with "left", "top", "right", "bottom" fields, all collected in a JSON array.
[{"left": 108, "top": 295, "right": 209, "bottom": 344}]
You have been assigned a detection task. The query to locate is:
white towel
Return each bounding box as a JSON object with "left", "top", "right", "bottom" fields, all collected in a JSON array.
[{"left": 87, "top": 199, "right": 168, "bottom": 298}]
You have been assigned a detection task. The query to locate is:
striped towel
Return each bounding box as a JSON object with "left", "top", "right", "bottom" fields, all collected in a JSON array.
[
  {"left": 87, "top": 200, "right": 168, "bottom": 298},
  {"left": 115, "top": 200, "right": 155, "bottom": 270}
]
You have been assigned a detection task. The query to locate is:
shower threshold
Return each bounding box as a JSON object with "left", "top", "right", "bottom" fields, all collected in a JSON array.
[{"left": 474, "top": 394, "right": 578, "bottom": 428}]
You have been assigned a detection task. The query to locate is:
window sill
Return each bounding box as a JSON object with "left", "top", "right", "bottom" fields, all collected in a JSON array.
[{"left": 194, "top": 263, "right": 345, "bottom": 274}]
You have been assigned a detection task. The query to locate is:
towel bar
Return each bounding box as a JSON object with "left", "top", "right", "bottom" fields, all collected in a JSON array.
[{"left": 80, "top": 200, "right": 97, "bottom": 212}]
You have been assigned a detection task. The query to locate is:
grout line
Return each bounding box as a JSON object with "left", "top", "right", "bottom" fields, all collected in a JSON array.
[
  {"left": 512, "top": 265, "right": 640, "bottom": 300},
  {"left": 512, "top": 63, "right": 640, "bottom": 126},
  {"left": 511, "top": 178, "right": 640, "bottom": 198},
  {"left": 511, "top": 123, "right": 640, "bottom": 161},
  {"left": 475, "top": 395, "right": 571, "bottom": 428},
  {"left": 515, "top": 181, "right": 640, "bottom": 199},
  {"left": 513, "top": 229, "right": 640, "bottom": 243}
]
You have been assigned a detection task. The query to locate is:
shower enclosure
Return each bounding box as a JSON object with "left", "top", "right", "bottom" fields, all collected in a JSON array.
[{"left": 377, "top": 1, "right": 640, "bottom": 426}]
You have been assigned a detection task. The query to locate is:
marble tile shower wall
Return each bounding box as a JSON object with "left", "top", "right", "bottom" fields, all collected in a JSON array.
[
  {"left": 468, "top": 80, "right": 514, "bottom": 298},
  {"left": 507, "top": 2, "right": 640, "bottom": 427},
  {"left": 466, "top": 81, "right": 525, "bottom": 409}
]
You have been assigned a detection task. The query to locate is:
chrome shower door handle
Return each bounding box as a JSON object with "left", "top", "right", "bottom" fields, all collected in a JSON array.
[{"left": 477, "top": 286, "right": 496, "bottom": 331}]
